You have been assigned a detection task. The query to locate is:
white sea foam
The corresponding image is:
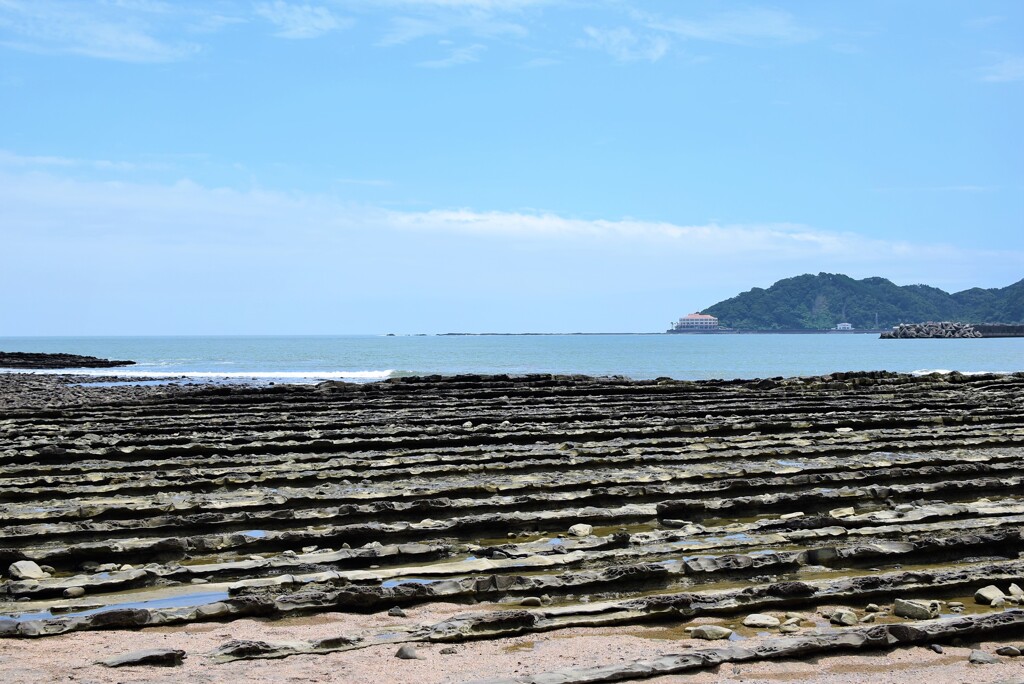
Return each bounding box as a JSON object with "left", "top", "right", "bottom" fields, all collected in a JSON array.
[
  {"left": 911, "top": 369, "right": 1009, "bottom": 376},
  {"left": 4, "top": 369, "right": 395, "bottom": 382}
]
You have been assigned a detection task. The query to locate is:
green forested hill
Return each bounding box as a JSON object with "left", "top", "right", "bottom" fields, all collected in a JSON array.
[{"left": 702, "top": 273, "right": 1024, "bottom": 330}]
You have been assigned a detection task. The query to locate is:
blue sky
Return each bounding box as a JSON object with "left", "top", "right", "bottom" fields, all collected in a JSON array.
[{"left": 1, "top": 0, "right": 1021, "bottom": 334}]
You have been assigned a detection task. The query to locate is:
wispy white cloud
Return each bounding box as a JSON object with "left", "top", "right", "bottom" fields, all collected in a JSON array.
[
  {"left": 581, "top": 26, "right": 668, "bottom": 62},
  {"left": 255, "top": 1, "right": 351, "bottom": 39},
  {"left": 965, "top": 15, "right": 1004, "bottom": 30},
  {"left": 359, "top": 0, "right": 547, "bottom": 8},
  {"left": 0, "top": 149, "right": 146, "bottom": 172},
  {"left": 188, "top": 13, "right": 248, "bottom": 34},
  {"left": 0, "top": 0, "right": 200, "bottom": 62},
  {"left": 2, "top": 169, "right": 1020, "bottom": 335},
  {"left": 873, "top": 184, "right": 1000, "bottom": 194},
  {"left": 384, "top": 208, "right": 986, "bottom": 264},
  {"left": 3, "top": 165, "right": 1011, "bottom": 273},
  {"left": 334, "top": 177, "right": 392, "bottom": 187},
  {"left": 417, "top": 42, "right": 485, "bottom": 67},
  {"left": 645, "top": 8, "right": 817, "bottom": 45},
  {"left": 522, "top": 56, "right": 559, "bottom": 68},
  {"left": 978, "top": 55, "right": 1024, "bottom": 83},
  {"left": 379, "top": 12, "right": 525, "bottom": 46}
]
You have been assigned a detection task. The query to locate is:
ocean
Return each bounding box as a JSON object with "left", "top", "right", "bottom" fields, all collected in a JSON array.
[{"left": 2, "top": 334, "right": 1023, "bottom": 384}]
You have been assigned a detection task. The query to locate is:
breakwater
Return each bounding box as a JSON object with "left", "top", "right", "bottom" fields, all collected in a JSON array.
[
  {"left": 881, "top": 322, "right": 1024, "bottom": 339},
  {"left": 976, "top": 324, "right": 1024, "bottom": 338}
]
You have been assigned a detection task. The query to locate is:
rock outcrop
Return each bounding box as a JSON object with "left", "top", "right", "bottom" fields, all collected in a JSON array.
[{"left": 0, "top": 352, "right": 135, "bottom": 369}]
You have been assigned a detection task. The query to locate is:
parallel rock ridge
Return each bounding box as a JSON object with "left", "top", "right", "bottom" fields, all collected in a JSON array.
[
  {"left": 1, "top": 370, "right": 1023, "bottom": 673},
  {"left": 0, "top": 352, "right": 135, "bottom": 369}
]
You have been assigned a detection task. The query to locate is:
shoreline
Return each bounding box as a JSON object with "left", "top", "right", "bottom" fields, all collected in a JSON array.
[{"left": 1, "top": 372, "right": 1023, "bottom": 681}]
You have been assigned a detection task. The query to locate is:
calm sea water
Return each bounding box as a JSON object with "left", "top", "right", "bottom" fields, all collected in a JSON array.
[{"left": 2, "top": 334, "right": 1022, "bottom": 384}]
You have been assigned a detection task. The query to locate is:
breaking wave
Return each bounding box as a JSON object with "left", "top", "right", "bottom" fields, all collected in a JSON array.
[{"left": 8, "top": 369, "right": 397, "bottom": 384}]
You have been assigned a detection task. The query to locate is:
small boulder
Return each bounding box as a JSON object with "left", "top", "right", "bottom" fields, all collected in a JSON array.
[
  {"left": 568, "top": 524, "right": 593, "bottom": 537},
  {"left": 520, "top": 597, "right": 543, "bottom": 607},
  {"left": 779, "top": 624, "right": 800, "bottom": 634},
  {"left": 893, "top": 598, "right": 939, "bottom": 620},
  {"left": 742, "top": 614, "right": 780, "bottom": 628},
  {"left": 929, "top": 644, "right": 943, "bottom": 654},
  {"left": 968, "top": 649, "right": 999, "bottom": 664},
  {"left": 395, "top": 645, "right": 422, "bottom": 660},
  {"left": 0, "top": 618, "right": 18, "bottom": 636},
  {"left": 388, "top": 607, "right": 407, "bottom": 618},
  {"left": 865, "top": 603, "right": 880, "bottom": 613},
  {"left": 995, "top": 646, "right": 1020, "bottom": 657},
  {"left": 8, "top": 561, "right": 47, "bottom": 580},
  {"left": 196, "top": 602, "right": 230, "bottom": 619},
  {"left": 974, "top": 585, "right": 1006, "bottom": 605},
  {"left": 63, "top": 587, "right": 86, "bottom": 599},
  {"left": 830, "top": 609, "right": 858, "bottom": 626},
  {"left": 99, "top": 649, "right": 185, "bottom": 668},
  {"left": 687, "top": 625, "right": 733, "bottom": 640},
  {"left": 1009, "top": 583, "right": 1024, "bottom": 598}
]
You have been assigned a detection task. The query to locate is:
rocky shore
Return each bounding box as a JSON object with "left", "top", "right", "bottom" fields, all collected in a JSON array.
[
  {"left": 0, "top": 352, "right": 135, "bottom": 369},
  {"left": 1, "top": 371, "right": 1023, "bottom": 682}
]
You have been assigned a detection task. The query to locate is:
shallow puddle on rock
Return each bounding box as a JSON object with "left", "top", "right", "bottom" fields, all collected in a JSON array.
[{"left": 6, "top": 589, "right": 229, "bottom": 622}]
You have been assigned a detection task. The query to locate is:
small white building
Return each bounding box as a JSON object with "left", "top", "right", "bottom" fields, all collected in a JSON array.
[
  {"left": 835, "top": 322, "right": 853, "bottom": 330},
  {"left": 673, "top": 313, "right": 719, "bottom": 330}
]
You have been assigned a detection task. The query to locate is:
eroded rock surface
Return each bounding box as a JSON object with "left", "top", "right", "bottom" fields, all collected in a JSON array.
[{"left": 1, "top": 371, "right": 1024, "bottom": 675}]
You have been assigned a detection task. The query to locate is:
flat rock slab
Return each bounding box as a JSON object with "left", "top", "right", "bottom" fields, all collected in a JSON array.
[
  {"left": 0, "top": 352, "right": 135, "bottom": 369},
  {"left": 99, "top": 648, "right": 185, "bottom": 667},
  {"left": 468, "top": 611, "right": 1024, "bottom": 683}
]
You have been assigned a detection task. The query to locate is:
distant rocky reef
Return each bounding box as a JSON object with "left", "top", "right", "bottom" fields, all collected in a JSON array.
[
  {"left": 880, "top": 322, "right": 981, "bottom": 339},
  {"left": 0, "top": 352, "right": 136, "bottom": 369}
]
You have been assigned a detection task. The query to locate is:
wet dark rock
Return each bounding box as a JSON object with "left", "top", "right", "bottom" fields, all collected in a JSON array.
[
  {"left": 765, "top": 582, "right": 816, "bottom": 598},
  {"left": 0, "top": 352, "right": 135, "bottom": 369},
  {"left": 388, "top": 606, "right": 407, "bottom": 617},
  {"left": 210, "top": 640, "right": 284, "bottom": 659},
  {"left": 88, "top": 608, "right": 151, "bottom": 629}
]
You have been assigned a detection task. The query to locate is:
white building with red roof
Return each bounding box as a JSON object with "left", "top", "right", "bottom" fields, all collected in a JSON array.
[{"left": 669, "top": 313, "right": 719, "bottom": 331}]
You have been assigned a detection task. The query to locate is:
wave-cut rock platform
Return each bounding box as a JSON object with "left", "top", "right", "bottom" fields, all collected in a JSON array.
[{"left": 1, "top": 371, "right": 1023, "bottom": 680}]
